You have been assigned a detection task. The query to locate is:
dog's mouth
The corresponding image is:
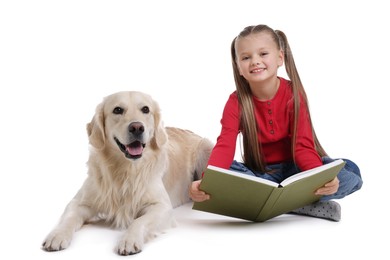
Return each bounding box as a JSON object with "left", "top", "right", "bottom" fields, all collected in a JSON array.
[{"left": 114, "top": 137, "right": 145, "bottom": 159}]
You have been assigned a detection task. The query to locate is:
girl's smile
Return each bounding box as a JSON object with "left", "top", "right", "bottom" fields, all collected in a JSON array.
[{"left": 250, "top": 67, "right": 266, "bottom": 74}]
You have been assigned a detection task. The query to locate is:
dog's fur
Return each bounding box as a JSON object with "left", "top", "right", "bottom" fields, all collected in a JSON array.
[{"left": 42, "top": 91, "right": 213, "bottom": 255}]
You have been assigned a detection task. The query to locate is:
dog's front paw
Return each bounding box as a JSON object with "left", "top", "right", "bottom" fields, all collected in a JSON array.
[
  {"left": 116, "top": 235, "right": 144, "bottom": 255},
  {"left": 42, "top": 229, "right": 73, "bottom": 252}
]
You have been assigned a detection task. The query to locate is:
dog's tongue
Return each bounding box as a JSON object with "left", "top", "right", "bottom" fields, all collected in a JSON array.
[{"left": 126, "top": 142, "right": 143, "bottom": 156}]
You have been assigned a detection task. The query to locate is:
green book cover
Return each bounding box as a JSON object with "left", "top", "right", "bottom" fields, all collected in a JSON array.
[{"left": 192, "top": 159, "right": 346, "bottom": 222}]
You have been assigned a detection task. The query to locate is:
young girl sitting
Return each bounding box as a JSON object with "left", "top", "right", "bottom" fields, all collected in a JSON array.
[{"left": 189, "top": 24, "right": 363, "bottom": 221}]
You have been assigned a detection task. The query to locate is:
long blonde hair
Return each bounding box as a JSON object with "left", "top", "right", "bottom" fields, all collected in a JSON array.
[{"left": 231, "top": 24, "right": 327, "bottom": 172}]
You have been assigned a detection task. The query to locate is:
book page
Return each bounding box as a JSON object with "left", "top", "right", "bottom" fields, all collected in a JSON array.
[
  {"left": 280, "top": 159, "right": 344, "bottom": 187},
  {"left": 207, "top": 165, "right": 278, "bottom": 187}
]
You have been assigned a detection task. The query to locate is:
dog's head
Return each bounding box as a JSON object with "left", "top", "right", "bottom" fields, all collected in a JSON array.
[{"left": 86, "top": 91, "right": 168, "bottom": 159}]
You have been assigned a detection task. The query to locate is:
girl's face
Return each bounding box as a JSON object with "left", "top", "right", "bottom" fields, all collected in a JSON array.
[{"left": 235, "top": 32, "right": 283, "bottom": 85}]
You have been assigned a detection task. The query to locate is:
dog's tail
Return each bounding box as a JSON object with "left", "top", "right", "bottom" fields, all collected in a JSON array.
[{"left": 193, "top": 138, "right": 214, "bottom": 181}]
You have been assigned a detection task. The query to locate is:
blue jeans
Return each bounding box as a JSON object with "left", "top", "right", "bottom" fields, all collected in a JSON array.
[{"left": 229, "top": 157, "right": 363, "bottom": 201}]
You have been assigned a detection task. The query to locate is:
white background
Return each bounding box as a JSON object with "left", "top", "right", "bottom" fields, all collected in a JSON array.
[{"left": 0, "top": 0, "right": 388, "bottom": 259}]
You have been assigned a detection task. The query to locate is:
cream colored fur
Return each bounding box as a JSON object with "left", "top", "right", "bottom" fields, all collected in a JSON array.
[{"left": 42, "top": 91, "right": 213, "bottom": 255}]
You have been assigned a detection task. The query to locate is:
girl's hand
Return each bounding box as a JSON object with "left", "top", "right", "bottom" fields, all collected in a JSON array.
[
  {"left": 189, "top": 180, "right": 210, "bottom": 202},
  {"left": 315, "top": 176, "right": 339, "bottom": 196}
]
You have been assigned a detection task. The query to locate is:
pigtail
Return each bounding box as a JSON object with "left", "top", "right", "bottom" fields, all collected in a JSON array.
[
  {"left": 231, "top": 37, "right": 267, "bottom": 173},
  {"left": 275, "top": 30, "right": 327, "bottom": 158}
]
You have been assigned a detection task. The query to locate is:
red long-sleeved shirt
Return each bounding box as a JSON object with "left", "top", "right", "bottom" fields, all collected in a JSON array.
[{"left": 208, "top": 77, "right": 322, "bottom": 172}]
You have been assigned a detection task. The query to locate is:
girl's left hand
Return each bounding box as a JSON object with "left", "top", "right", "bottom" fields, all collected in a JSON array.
[{"left": 315, "top": 176, "right": 339, "bottom": 196}]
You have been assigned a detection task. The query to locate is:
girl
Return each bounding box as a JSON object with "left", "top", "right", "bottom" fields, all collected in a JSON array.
[{"left": 189, "top": 24, "right": 363, "bottom": 221}]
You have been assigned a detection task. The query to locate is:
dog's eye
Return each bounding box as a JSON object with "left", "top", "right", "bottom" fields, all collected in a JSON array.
[
  {"left": 141, "top": 106, "right": 149, "bottom": 114},
  {"left": 113, "top": 107, "right": 124, "bottom": 115}
]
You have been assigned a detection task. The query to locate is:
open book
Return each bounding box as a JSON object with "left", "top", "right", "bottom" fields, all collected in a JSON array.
[{"left": 192, "top": 159, "right": 345, "bottom": 222}]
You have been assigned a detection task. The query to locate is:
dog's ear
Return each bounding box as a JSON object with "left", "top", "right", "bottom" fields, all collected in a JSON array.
[
  {"left": 150, "top": 103, "right": 168, "bottom": 149},
  {"left": 86, "top": 102, "right": 105, "bottom": 149}
]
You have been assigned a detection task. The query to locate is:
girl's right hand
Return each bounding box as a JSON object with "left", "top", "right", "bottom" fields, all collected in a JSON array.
[{"left": 189, "top": 180, "right": 210, "bottom": 202}]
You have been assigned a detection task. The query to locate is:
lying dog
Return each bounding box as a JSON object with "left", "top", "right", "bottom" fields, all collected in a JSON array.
[{"left": 42, "top": 91, "right": 213, "bottom": 255}]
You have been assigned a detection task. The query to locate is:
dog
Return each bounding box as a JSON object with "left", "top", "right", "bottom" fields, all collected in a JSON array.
[{"left": 41, "top": 91, "right": 213, "bottom": 255}]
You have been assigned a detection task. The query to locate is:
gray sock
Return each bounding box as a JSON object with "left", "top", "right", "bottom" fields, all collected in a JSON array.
[{"left": 290, "top": 201, "right": 341, "bottom": 222}]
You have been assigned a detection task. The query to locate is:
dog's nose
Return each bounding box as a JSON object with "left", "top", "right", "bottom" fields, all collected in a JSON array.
[{"left": 128, "top": 122, "right": 144, "bottom": 136}]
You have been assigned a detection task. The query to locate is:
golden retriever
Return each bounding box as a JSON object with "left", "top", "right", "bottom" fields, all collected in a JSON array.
[{"left": 42, "top": 91, "right": 213, "bottom": 255}]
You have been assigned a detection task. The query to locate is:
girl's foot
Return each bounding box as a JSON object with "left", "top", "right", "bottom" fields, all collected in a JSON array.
[{"left": 290, "top": 201, "right": 341, "bottom": 221}]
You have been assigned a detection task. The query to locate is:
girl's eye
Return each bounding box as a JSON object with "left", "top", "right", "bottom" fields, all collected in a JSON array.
[
  {"left": 241, "top": 56, "right": 249, "bottom": 61},
  {"left": 113, "top": 107, "right": 124, "bottom": 115},
  {"left": 141, "top": 106, "right": 150, "bottom": 114},
  {"left": 260, "top": 52, "right": 268, "bottom": 57}
]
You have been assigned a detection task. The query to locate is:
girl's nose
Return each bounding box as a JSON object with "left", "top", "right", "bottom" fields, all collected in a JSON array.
[
  {"left": 251, "top": 60, "right": 260, "bottom": 66},
  {"left": 251, "top": 57, "right": 261, "bottom": 66}
]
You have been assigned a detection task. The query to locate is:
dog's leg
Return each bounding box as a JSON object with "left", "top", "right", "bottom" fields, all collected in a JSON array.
[
  {"left": 116, "top": 202, "right": 174, "bottom": 255},
  {"left": 42, "top": 198, "right": 95, "bottom": 251}
]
